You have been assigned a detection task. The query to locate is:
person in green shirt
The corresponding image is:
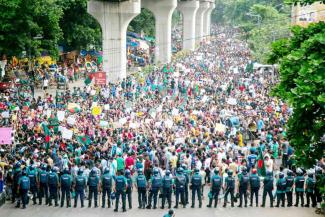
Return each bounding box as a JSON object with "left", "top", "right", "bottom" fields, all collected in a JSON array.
[{"left": 116, "top": 152, "right": 125, "bottom": 173}]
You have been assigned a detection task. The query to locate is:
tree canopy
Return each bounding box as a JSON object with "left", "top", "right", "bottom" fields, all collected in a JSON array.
[
  {"left": 0, "top": 0, "right": 63, "bottom": 58},
  {"left": 269, "top": 1, "right": 325, "bottom": 167},
  {"left": 212, "top": 0, "right": 291, "bottom": 63}
]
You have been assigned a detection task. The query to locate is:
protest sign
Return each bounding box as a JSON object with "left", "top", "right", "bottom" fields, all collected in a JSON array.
[{"left": 0, "top": 128, "right": 12, "bottom": 144}]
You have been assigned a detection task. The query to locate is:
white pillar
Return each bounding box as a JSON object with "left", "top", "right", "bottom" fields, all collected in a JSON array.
[
  {"left": 203, "top": 2, "right": 215, "bottom": 40},
  {"left": 177, "top": 0, "right": 199, "bottom": 51},
  {"left": 195, "top": 1, "right": 210, "bottom": 45},
  {"left": 87, "top": 0, "right": 140, "bottom": 83},
  {"left": 142, "top": 0, "right": 177, "bottom": 64}
]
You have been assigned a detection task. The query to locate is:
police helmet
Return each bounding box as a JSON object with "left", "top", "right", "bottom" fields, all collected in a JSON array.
[
  {"left": 15, "top": 162, "right": 21, "bottom": 168},
  {"left": 153, "top": 168, "right": 159, "bottom": 175},
  {"left": 78, "top": 169, "right": 83, "bottom": 175},
  {"left": 227, "top": 169, "right": 233, "bottom": 176},
  {"left": 279, "top": 172, "right": 284, "bottom": 178},
  {"left": 287, "top": 170, "right": 293, "bottom": 176},
  {"left": 22, "top": 170, "right": 27, "bottom": 176},
  {"left": 125, "top": 169, "right": 131, "bottom": 176},
  {"left": 266, "top": 171, "right": 273, "bottom": 177},
  {"left": 138, "top": 168, "right": 143, "bottom": 174},
  {"left": 307, "top": 169, "right": 314, "bottom": 177},
  {"left": 63, "top": 168, "right": 69, "bottom": 174},
  {"left": 241, "top": 166, "right": 247, "bottom": 173},
  {"left": 214, "top": 169, "right": 219, "bottom": 175},
  {"left": 194, "top": 168, "right": 199, "bottom": 173},
  {"left": 296, "top": 168, "right": 303, "bottom": 175},
  {"left": 182, "top": 164, "right": 187, "bottom": 169},
  {"left": 104, "top": 167, "right": 110, "bottom": 174},
  {"left": 166, "top": 170, "right": 171, "bottom": 176}
]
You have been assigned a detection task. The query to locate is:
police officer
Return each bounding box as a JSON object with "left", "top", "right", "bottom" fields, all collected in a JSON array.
[
  {"left": 237, "top": 166, "right": 249, "bottom": 208},
  {"left": 207, "top": 169, "right": 222, "bottom": 208},
  {"left": 275, "top": 172, "right": 286, "bottom": 207},
  {"left": 101, "top": 167, "right": 113, "bottom": 208},
  {"left": 223, "top": 170, "right": 235, "bottom": 208},
  {"left": 249, "top": 168, "right": 260, "bottom": 207},
  {"left": 147, "top": 168, "right": 162, "bottom": 209},
  {"left": 74, "top": 169, "right": 86, "bottom": 208},
  {"left": 12, "top": 162, "right": 22, "bottom": 205},
  {"left": 125, "top": 169, "right": 133, "bottom": 209},
  {"left": 17, "top": 170, "right": 30, "bottom": 209},
  {"left": 114, "top": 170, "right": 127, "bottom": 212},
  {"left": 182, "top": 165, "right": 190, "bottom": 205},
  {"left": 88, "top": 168, "right": 99, "bottom": 208},
  {"left": 294, "top": 168, "right": 305, "bottom": 207},
  {"left": 305, "top": 170, "right": 316, "bottom": 208},
  {"left": 174, "top": 167, "right": 186, "bottom": 209},
  {"left": 261, "top": 171, "right": 274, "bottom": 208},
  {"left": 161, "top": 170, "right": 172, "bottom": 209},
  {"left": 191, "top": 168, "right": 202, "bottom": 208},
  {"left": 136, "top": 168, "right": 147, "bottom": 209},
  {"left": 27, "top": 165, "right": 38, "bottom": 205},
  {"left": 315, "top": 167, "right": 324, "bottom": 209},
  {"left": 38, "top": 164, "right": 49, "bottom": 205},
  {"left": 60, "top": 168, "right": 72, "bottom": 207},
  {"left": 48, "top": 167, "right": 59, "bottom": 207},
  {"left": 285, "top": 170, "right": 294, "bottom": 207}
]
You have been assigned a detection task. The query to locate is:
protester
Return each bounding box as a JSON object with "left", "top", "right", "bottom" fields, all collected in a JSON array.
[{"left": 0, "top": 25, "right": 323, "bottom": 211}]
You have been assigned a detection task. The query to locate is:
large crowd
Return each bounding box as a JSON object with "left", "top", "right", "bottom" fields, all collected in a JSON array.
[{"left": 0, "top": 25, "right": 323, "bottom": 213}]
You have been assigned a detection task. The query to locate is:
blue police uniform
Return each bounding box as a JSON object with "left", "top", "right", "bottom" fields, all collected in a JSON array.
[
  {"left": 161, "top": 172, "right": 172, "bottom": 209},
  {"left": 249, "top": 173, "right": 260, "bottom": 206},
  {"left": 18, "top": 173, "right": 30, "bottom": 209},
  {"left": 191, "top": 170, "right": 202, "bottom": 208},
  {"left": 38, "top": 168, "right": 49, "bottom": 205},
  {"left": 74, "top": 172, "right": 86, "bottom": 208},
  {"left": 207, "top": 172, "right": 222, "bottom": 208},
  {"left": 88, "top": 170, "right": 99, "bottom": 208},
  {"left": 136, "top": 172, "right": 147, "bottom": 209},
  {"left": 101, "top": 170, "right": 113, "bottom": 208},
  {"left": 48, "top": 171, "right": 59, "bottom": 206},
  {"left": 114, "top": 174, "right": 127, "bottom": 212},
  {"left": 27, "top": 167, "right": 38, "bottom": 205},
  {"left": 60, "top": 172, "right": 72, "bottom": 207},
  {"left": 147, "top": 172, "right": 162, "bottom": 209}
]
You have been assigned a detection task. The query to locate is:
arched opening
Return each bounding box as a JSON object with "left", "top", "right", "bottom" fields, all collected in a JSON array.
[
  {"left": 171, "top": 10, "right": 184, "bottom": 53},
  {"left": 127, "top": 8, "right": 156, "bottom": 68}
]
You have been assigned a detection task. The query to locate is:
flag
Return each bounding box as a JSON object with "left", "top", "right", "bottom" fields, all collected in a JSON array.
[
  {"left": 84, "top": 74, "right": 94, "bottom": 85},
  {"left": 256, "top": 147, "right": 266, "bottom": 177},
  {"left": 42, "top": 123, "right": 51, "bottom": 152},
  {"left": 77, "top": 135, "right": 91, "bottom": 146}
]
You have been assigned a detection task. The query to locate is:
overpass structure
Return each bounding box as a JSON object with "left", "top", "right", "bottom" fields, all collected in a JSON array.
[{"left": 87, "top": 0, "right": 215, "bottom": 82}]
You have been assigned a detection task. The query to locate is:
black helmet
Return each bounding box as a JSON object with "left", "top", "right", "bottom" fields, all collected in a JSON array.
[{"left": 279, "top": 172, "right": 284, "bottom": 178}]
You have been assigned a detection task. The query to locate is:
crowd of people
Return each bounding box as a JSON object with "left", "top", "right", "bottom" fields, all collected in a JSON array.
[{"left": 0, "top": 25, "right": 323, "bottom": 213}]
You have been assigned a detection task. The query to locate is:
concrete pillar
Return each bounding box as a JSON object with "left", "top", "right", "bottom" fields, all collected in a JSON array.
[
  {"left": 87, "top": 0, "right": 140, "bottom": 83},
  {"left": 195, "top": 1, "right": 210, "bottom": 44},
  {"left": 142, "top": 0, "right": 177, "bottom": 64},
  {"left": 177, "top": 0, "right": 199, "bottom": 51},
  {"left": 203, "top": 2, "right": 215, "bottom": 40}
]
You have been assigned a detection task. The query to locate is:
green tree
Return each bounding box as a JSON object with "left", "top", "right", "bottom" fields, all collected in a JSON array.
[
  {"left": 268, "top": 22, "right": 325, "bottom": 168},
  {"left": 0, "top": 0, "right": 62, "bottom": 58},
  {"left": 128, "top": 9, "right": 155, "bottom": 37},
  {"left": 58, "top": 0, "right": 102, "bottom": 51}
]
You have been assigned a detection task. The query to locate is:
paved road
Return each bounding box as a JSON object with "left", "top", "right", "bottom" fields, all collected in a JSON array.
[{"left": 0, "top": 201, "right": 318, "bottom": 217}]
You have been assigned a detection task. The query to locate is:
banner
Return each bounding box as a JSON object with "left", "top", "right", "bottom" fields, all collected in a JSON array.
[
  {"left": 93, "top": 71, "right": 106, "bottom": 85},
  {"left": 0, "top": 128, "right": 12, "bottom": 144}
]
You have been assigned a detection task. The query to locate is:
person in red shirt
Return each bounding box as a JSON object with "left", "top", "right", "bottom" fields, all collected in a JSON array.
[{"left": 125, "top": 153, "right": 135, "bottom": 173}]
